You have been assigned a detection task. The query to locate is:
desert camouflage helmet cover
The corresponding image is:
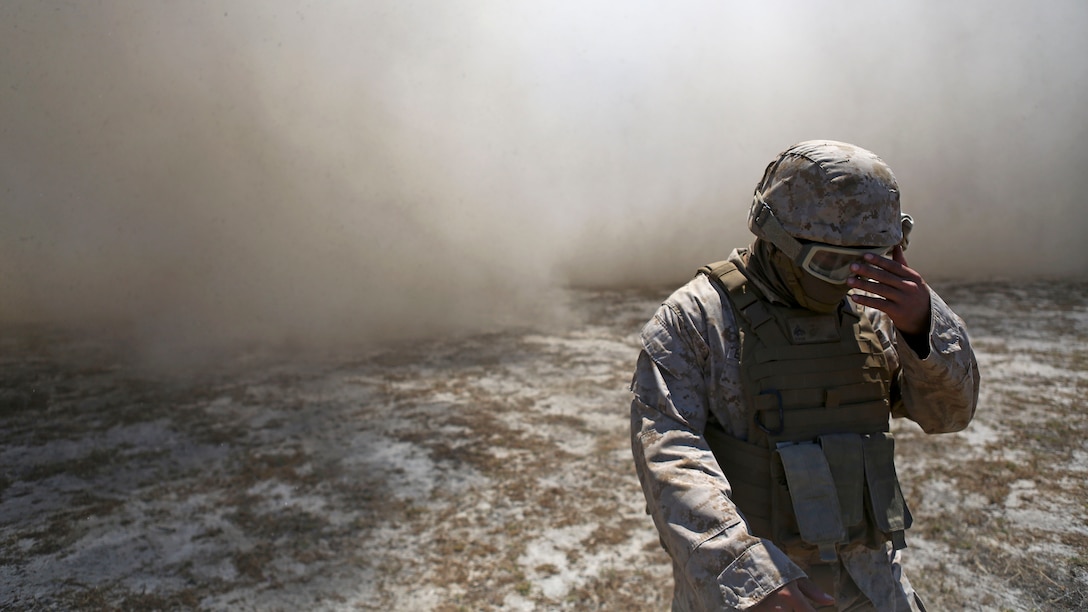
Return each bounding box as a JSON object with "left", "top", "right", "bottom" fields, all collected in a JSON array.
[{"left": 748, "top": 140, "right": 903, "bottom": 248}]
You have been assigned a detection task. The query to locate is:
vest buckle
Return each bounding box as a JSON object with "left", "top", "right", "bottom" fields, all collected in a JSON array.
[{"left": 755, "top": 389, "right": 785, "bottom": 435}]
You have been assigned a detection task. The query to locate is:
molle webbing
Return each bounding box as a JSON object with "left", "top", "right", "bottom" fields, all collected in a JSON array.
[
  {"left": 706, "top": 425, "right": 911, "bottom": 554},
  {"left": 697, "top": 261, "right": 891, "bottom": 446},
  {"left": 698, "top": 260, "right": 908, "bottom": 554}
]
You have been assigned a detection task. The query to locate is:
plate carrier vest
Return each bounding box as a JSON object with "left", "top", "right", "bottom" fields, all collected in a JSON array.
[{"left": 698, "top": 260, "right": 912, "bottom": 562}]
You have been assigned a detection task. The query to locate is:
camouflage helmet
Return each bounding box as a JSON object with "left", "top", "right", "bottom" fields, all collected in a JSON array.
[{"left": 748, "top": 140, "right": 903, "bottom": 248}]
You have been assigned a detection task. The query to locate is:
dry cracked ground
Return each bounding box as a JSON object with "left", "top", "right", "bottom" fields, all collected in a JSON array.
[{"left": 1, "top": 281, "right": 1086, "bottom": 611}]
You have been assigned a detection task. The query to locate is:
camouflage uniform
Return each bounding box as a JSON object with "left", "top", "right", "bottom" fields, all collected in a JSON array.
[{"left": 630, "top": 142, "right": 980, "bottom": 611}]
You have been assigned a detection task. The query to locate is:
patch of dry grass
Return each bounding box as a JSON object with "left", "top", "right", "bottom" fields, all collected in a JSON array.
[
  {"left": 893, "top": 281, "right": 1088, "bottom": 611},
  {"left": 3, "top": 282, "right": 1084, "bottom": 610}
]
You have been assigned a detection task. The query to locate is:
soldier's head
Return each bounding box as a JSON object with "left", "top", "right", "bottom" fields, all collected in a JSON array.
[
  {"left": 748, "top": 140, "right": 912, "bottom": 285},
  {"left": 746, "top": 140, "right": 912, "bottom": 311}
]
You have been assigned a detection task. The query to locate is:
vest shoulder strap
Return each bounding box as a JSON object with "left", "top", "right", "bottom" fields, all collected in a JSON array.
[
  {"left": 698, "top": 260, "right": 746, "bottom": 295},
  {"left": 698, "top": 260, "right": 781, "bottom": 343}
]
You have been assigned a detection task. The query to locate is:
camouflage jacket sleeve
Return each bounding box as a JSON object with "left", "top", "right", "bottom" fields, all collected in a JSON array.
[
  {"left": 630, "top": 276, "right": 806, "bottom": 610},
  {"left": 867, "top": 287, "right": 980, "bottom": 433}
]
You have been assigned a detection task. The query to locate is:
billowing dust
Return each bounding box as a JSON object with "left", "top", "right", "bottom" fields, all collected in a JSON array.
[
  {"left": 2, "top": 2, "right": 1087, "bottom": 362},
  {"left": 3, "top": 2, "right": 1088, "bottom": 610}
]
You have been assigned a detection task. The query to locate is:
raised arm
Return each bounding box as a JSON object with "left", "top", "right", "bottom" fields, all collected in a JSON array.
[{"left": 848, "top": 246, "right": 980, "bottom": 433}]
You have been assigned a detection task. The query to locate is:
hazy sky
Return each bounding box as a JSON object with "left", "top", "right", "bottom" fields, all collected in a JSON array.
[{"left": 2, "top": 1, "right": 1086, "bottom": 352}]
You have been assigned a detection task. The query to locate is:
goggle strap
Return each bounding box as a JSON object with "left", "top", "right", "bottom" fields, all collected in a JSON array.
[{"left": 751, "top": 193, "right": 803, "bottom": 260}]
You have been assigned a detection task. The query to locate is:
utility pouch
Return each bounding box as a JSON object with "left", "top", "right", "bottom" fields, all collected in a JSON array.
[
  {"left": 769, "top": 451, "right": 799, "bottom": 548},
  {"left": 775, "top": 442, "right": 846, "bottom": 562},
  {"left": 863, "top": 433, "right": 912, "bottom": 550},
  {"left": 819, "top": 433, "right": 866, "bottom": 528}
]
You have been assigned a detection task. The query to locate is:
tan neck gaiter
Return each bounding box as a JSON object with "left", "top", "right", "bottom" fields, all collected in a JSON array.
[{"left": 746, "top": 239, "right": 850, "bottom": 314}]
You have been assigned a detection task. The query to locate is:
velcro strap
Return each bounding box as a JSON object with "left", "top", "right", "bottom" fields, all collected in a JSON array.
[
  {"left": 776, "top": 442, "right": 846, "bottom": 562},
  {"left": 751, "top": 383, "right": 887, "bottom": 413},
  {"left": 760, "top": 400, "right": 891, "bottom": 442},
  {"left": 755, "top": 368, "right": 887, "bottom": 394},
  {"left": 749, "top": 353, "right": 881, "bottom": 379},
  {"left": 863, "top": 433, "right": 909, "bottom": 550},
  {"left": 819, "top": 434, "right": 866, "bottom": 527},
  {"left": 753, "top": 341, "right": 873, "bottom": 364}
]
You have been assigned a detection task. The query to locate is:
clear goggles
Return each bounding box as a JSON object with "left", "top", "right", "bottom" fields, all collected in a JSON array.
[
  {"left": 797, "top": 243, "right": 893, "bottom": 284},
  {"left": 750, "top": 193, "right": 913, "bottom": 285}
]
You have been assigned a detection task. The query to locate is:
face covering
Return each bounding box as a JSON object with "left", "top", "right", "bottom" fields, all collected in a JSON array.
[
  {"left": 746, "top": 239, "right": 851, "bottom": 313},
  {"left": 773, "top": 247, "right": 851, "bottom": 313}
]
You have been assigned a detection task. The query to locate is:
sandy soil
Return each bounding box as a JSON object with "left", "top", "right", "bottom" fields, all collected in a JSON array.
[{"left": 1, "top": 281, "right": 1086, "bottom": 611}]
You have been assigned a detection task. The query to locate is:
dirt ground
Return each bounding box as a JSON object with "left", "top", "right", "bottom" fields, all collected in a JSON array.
[{"left": 1, "top": 280, "right": 1086, "bottom": 611}]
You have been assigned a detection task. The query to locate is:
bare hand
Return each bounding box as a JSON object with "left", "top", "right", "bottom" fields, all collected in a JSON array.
[
  {"left": 846, "top": 245, "right": 931, "bottom": 336},
  {"left": 750, "top": 578, "right": 835, "bottom": 611}
]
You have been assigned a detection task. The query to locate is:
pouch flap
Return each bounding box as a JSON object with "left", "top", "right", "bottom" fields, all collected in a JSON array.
[{"left": 776, "top": 442, "right": 846, "bottom": 561}]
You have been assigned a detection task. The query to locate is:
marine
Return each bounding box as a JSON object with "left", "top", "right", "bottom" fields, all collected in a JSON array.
[{"left": 630, "top": 140, "right": 980, "bottom": 610}]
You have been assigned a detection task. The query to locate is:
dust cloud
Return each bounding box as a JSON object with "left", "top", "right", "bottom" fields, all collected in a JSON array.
[{"left": 2, "top": 1, "right": 1086, "bottom": 355}]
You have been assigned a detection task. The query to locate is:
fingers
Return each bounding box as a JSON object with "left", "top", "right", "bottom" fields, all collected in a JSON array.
[
  {"left": 847, "top": 274, "right": 901, "bottom": 301},
  {"left": 846, "top": 249, "right": 932, "bottom": 336},
  {"left": 854, "top": 250, "right": 922, "bottom": 285},
  {"left": 846, "top": 270, "right": 903, "bottom": 303},
  {"left": 846, "top": 250, "right": 925, "bottom": 302},
  {"left": 750, "top": 579, "right": 829, "bottom": 612},
  {"left": 797, "top": 578, "right": 835, "bottom": 607},
  {"left": 891, "top": 244, "right": 907, "bottom": 266}
]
